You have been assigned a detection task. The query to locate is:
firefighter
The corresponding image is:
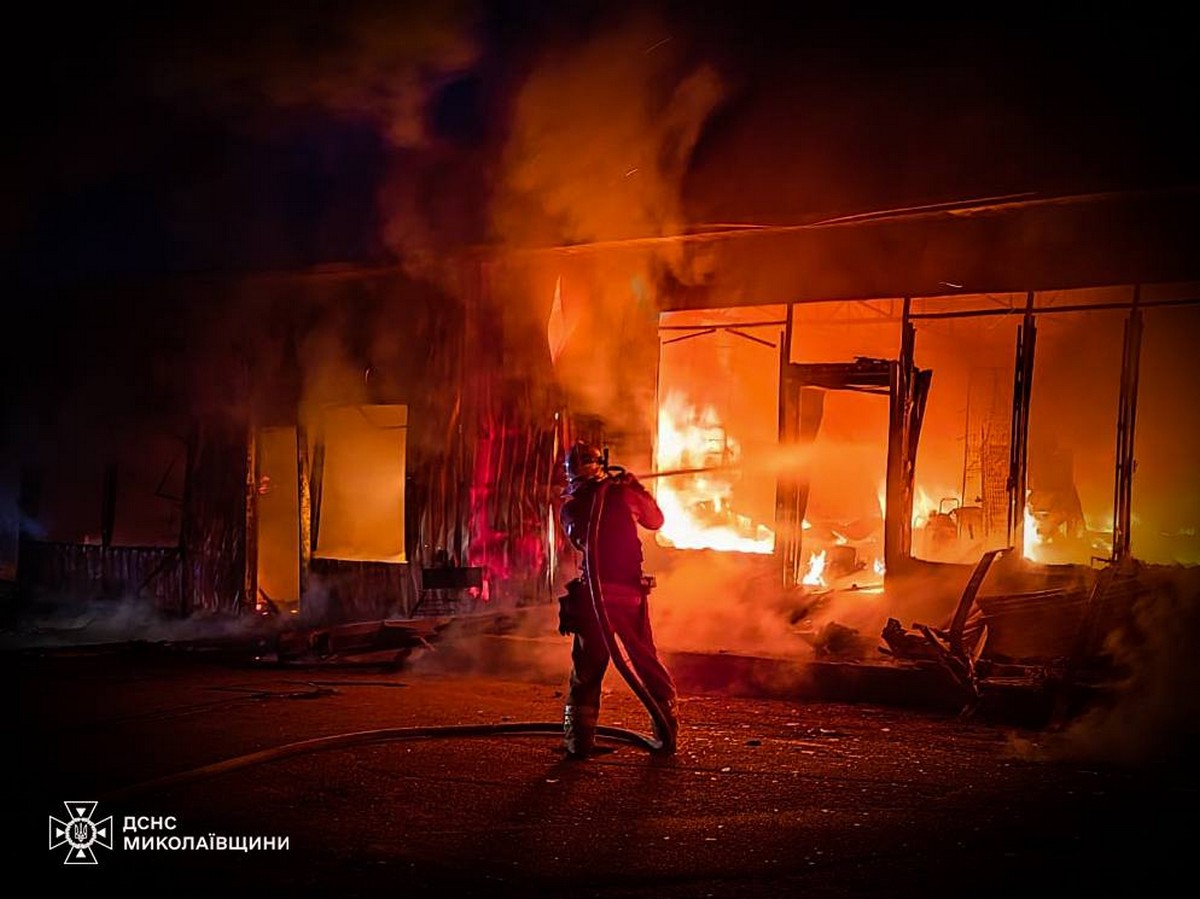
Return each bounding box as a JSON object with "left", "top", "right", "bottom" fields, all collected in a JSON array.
[{"left": 558, "top": 440, "right": 678, "bottom": 758}]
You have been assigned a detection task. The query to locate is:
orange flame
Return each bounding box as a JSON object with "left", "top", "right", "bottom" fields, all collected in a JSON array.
[
  {"left": 801, "top": 550, "right": 827, "bottom": 586},
  {"left": 1023, "top": 502, "right": 1041, "bottom": 561},
  {"left": 654, "top": 390, "right": 774, "bottom": 553}
]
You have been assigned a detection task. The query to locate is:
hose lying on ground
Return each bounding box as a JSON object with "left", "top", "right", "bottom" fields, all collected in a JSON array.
[
  {"left": 100, "top": 721, "right": 657, "bottom": 801},
  {"left": 99, "top": 472, "right": 672, "bottom": 802}
]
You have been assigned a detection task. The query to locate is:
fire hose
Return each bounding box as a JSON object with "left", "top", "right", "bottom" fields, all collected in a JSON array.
[
  {"left": 99, "top": 721, "right": 657, "bottom": 802},
  {"left": 99, "top": 475, "right": 669, "bottom": 802}
]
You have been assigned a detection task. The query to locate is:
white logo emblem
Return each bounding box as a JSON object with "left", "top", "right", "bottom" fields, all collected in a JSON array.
[{"left": 48, "top": 801, "right": 113, "bottom": 865}]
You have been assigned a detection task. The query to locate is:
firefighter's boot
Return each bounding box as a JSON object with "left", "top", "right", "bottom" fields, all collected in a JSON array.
[
  {"left": 563, "top": 704, "right": 598, "bottom": 758},
  {"left": 652, "top": 698, "right": 679, "bottom": 755}
]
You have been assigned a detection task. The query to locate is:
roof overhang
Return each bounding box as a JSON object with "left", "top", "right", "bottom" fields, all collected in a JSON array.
[{"left": 655, "top": 187, "right": 1200, "bottom": 310}]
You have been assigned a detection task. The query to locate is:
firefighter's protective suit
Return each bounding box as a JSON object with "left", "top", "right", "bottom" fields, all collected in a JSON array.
[{"left": 558, "top": 442, "right": 678, "bottom": 757}]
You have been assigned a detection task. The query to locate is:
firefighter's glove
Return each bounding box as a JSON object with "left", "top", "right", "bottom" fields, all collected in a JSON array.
[
  {"left": 613, "top": 471, "right": 644, "bottom": 491},
  {"left": 557, "top": 593, "right": 573, "bottom": 636},
  {"left": 558, "top": 578, "right": 586, "bottom": 636}
]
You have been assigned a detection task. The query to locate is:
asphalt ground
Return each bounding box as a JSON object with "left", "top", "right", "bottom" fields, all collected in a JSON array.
[{"left": 11, "top": 638, "right": 1194, "bottom": 898}]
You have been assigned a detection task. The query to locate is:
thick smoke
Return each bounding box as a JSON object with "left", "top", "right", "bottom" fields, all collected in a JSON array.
[
  {"left": 647, "top": 549, "right": 812, "bottom": 656},
  {"left": 488, "top": 11, "right": 724, "bottom": 431},
  {"left": 150, "top": 5, "right": 729, "bottom": 442},
  {"left": 145, "top": 2, "right": 481, "bottom": 150},
  {"left": 491, "top": 14, "right": 722, "bottom": 249}
]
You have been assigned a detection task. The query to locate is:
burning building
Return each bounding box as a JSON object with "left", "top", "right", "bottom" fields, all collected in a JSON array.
[
  {"left": 6, "top": 188, "right": 1198, "bottom": 656},
  {"left": 496, "top": 189, "right": 1200, "bottom": 691}
]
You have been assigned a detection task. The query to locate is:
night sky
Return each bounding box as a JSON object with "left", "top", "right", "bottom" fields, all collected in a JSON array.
[{"left": 8, "top": 4, "right": 1195, "bottom": 291}]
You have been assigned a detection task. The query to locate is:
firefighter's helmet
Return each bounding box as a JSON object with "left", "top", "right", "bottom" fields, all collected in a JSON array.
[{"left": 564, "top": 440, "right": 604, "bottom": 483}]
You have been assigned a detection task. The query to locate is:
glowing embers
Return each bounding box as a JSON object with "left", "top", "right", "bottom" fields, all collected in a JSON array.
[{"left": 654, "top": 390, "right": 774, "bottom": 553}]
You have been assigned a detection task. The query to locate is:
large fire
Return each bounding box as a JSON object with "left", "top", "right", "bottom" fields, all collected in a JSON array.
[
  {"left": 654, "top": 390, "right": 891, "bottom": 589},
  {"left": 654, "top": 380, "right": 1107, "bottom": 582},
  {"left": 654, "top": 390, "right": 774, "bottom": 553}
]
